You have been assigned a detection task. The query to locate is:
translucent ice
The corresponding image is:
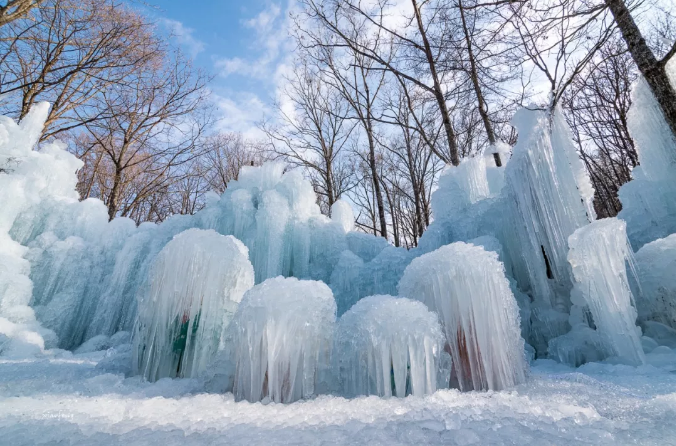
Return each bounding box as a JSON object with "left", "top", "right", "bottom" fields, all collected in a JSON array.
[
  {"left": 635, "top": 233, "right": 676, "bottom": 328},
  {"left": 132, "top": 229, "right": 254, "bottom": 381},
  {"left": 334, "top": 295, "right": 444, "bottom": 397},
  {"left": 567, "top": 218, "right": 645, "bottom": 366},
  {"left": 398, "top": 242, "right": 527, "bottom": 391},
  {"left": 228, "top": 277, "right": 336, "bottom": 403}
]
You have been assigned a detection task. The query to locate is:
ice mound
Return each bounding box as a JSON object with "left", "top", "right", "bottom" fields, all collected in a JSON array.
[
  {"left": 566, "top": 218, "right": 645, "bottom": 366},
  {"left": 635, "top": 233, "right": 676, "bottom": 328},
  {"left": 398, "top": 242, "right": 527, "bottom": 391},
  {"left": 132, "top": 229, "right": 254, "bottom": 381},
  {"left": 228, "top": 277, "right": 336, "bottom": 403},
  {"left": 334, "top": 295, "right": 444, "bottom": 397}
]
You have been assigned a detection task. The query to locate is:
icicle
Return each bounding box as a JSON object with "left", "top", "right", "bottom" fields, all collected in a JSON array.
[
  {"left": 334, "top": 295, "right": 443, "bottom": 398},
  {"left": 566, "top": 218, "right": 645, "bottom": 365},
  {"left": 398, "top": 242, "right": 527, "bottom": 391},
  {"left": 229, "top": 277, "right": 336, "bottom": 403},
  {"left": 132, "top": 229, "right": 254, "bottom": 381}
]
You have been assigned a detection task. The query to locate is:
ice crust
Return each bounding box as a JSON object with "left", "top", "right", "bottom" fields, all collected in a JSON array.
[
  {"left": 132, "top": 229, "right": 254, "bottom": 381},
  {"left": 334, "top": 295, "right": 444, "bottom": 397},
  {"left": 398, "top": 242, "right": 527, "bottom": 391}
]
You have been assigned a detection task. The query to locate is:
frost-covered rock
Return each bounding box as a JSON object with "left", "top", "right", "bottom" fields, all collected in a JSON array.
[
  {"left": 334, "top": 295, "right": 444, "bottom": 397},
  {"left": 398, "top": 242, "right": 527, "bottom": 391},
  {"left": 132, "top": 229, "right": 254, "bottom": 381},
  {"left": 228, "top": 277, "right": 336, "bottom": 403}
]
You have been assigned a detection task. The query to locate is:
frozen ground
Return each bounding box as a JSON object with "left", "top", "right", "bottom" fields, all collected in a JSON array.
[{"left": 1, "top": 349, "right": 676, "bottom": 445}]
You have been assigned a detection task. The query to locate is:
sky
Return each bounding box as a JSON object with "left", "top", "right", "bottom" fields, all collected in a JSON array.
[{"left": 144, "top": 0, "right": 296, "bottom": 139}]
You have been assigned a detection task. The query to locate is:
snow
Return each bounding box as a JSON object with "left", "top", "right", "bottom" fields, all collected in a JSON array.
[
  {"left": 398, "top": 242, "right": 527, "bottom": 391},
  {"left": 132, "top": 229, "right": 254, "bottom": 381},
  {"left": 226, "top": 277, "right": 336, "bottom": 403},
  {"left": 2, "top": 352, "right": 676, "bottom": 444},
  {"left": 334, "top": 295, "right": 444, "bottom": 398}
]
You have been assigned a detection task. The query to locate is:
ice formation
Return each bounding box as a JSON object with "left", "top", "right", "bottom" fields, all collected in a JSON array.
[
  {"left": 635, "top": 233, "right": 676, "bottom": 328},
  {"left": 132, "top": 229, "right": 254, "bottom": 381},
  {"left": 398, "top": 242, "right": 527, "bottom": 391},
  {"left": 618, "top": 59, "right": 676, "bottom": 249},
  {"left": 228, "top": 277, "right": 336, "bottom": 403},
  {"left": 564, "top": 218, "right": 645, "bottom": 366},
  {"left": 1, "top": 51, "right": 675, "bottom": 407},
  {"left": 334, "top": 295, "right": 444, "bottom": 397}
]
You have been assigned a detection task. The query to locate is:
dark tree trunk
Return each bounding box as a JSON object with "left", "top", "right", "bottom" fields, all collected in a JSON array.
[
  {"left": 605, "top": 0, "right": 676, "bottom": 140},
  {"left": 412, "top": 0, "right": 460, "bottom": 166}
]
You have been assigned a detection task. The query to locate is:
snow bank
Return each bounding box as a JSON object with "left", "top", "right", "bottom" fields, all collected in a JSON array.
[
  {"left": 334, "top": 295, "right": 444, "bottom": 397},
  {"left": 228, "top": 277, "right": 336, "bottom": 403},
  {"left": 132, "top": 229, "right": 254, "bottom": 381},
  {"left": 398, "top": 242, "right": 527, "bottom": 391}
]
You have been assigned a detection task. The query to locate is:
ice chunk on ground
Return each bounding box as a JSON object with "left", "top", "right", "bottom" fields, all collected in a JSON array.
[
  {"left": 334, "top": 295, "right": 444, "bottom": 397},
  {"left": 398, "top": 242, "right": 527, "bottom": 391},
  {"left": 567, "top": 218, "right": 645, "bottom": 366},
  {"left": 228, "top": 277, "right": 336, "bottom": 403},
  {"left": 132, "top": 229, "right": 254, "bottom": 381}
]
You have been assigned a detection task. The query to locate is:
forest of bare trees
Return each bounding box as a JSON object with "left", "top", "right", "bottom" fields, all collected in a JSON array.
[{"left": 1, "top": 0, "right": 675, "bottom": 246}]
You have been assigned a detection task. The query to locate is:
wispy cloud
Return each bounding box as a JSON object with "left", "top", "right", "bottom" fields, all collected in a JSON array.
[{"left": 161, "top": 18, "right": 206, "bottom": 59}]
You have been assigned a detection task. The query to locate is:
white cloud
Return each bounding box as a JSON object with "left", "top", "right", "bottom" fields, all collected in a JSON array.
[
  {"left": 161, "top": 18, "right": 206, "bottom": 59},
  {"left": 213, "top": 92, "right": 270, "bottom": 139}
]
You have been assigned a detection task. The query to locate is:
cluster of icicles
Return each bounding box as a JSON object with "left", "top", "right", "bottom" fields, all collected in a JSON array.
[{"left": 132, "top": 228, "right": 528, "bottom": 403}]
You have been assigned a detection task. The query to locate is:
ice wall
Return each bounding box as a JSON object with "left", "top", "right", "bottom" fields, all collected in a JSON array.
[
  {"left": 398, "top": 242, "right": 527, "bottom": 391},
  {"left": 132, "top": 229, "right": 254, "bottom": 381},
  {"left": 334, "top": 295, "right": 443, "bottom": 398},
  {"left": 0, "top": 103, "right": 78, "bottom": 355},
  {"left": 228, "top": 277, "right": 336, "bottom": 403},
  {"left": 565, "top": 218, "right": 645, "bottom": 366},
  {"left": 618, "top": 59, "right": 676, "bottom": 249}
]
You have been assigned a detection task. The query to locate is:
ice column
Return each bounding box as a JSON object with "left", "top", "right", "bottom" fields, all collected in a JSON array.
[
  {"left": 229, "top": 277, "right": 336, "bottom": 403},
  {"left": 132, "top": 229, "right": 254, "bottom": 381},
  {"left": 567, "top": 218, "right": 645, "bottom": 365},
  {"left": 398, "top": 242, "right": 527, "bottom": 391},
  {"left": 334, "top": 295, "right": 443, "bottom": 397}
]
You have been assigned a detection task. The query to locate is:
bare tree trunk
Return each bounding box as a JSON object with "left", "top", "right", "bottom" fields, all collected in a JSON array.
[
  {"left": 458, "top": 0, "right": 502, "bottom": 167},
  {"left": 108, "top": 166, "right": 122, "bottom": 221},
  {"left": 604, "top": 0, "right": 676, "bottom": 140},
  {"left": 411, "top": 0, "right": 460, "bottom": 166},
  {"left": 0, "top": 0, "right": 42, "bottom": 27}
]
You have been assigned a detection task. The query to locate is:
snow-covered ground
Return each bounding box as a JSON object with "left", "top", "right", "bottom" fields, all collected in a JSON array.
[{"left": 2, "top": 348, "right": 676, "bottom": 445}]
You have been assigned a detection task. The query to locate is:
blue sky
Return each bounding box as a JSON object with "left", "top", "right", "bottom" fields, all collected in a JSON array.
[{"left": 144, "top": 0, "right": 295, "bottom": 138}]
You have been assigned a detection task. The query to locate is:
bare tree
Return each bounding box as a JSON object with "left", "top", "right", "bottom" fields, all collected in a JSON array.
[
  {"left": 76, "top": 52, "right": 211, "bottom": 220},
  {"left": 603, "top": 0, "right": 676, "bottom": 140},
  {"left": 0, "top": 0, "right": 42, "bottom": 27},
  {"left": 0, "top": 0, "right": 159, "bottom": 141},
  {"left": 202, "top": 132, "right": 267, "bottom": 194},
  {"left": 563, "top": 39, "right": 638, "bottom": 217},
  {"left": 261, "top": 62, "right": 356, "bottom": 215},
  {"left": 298, "top": 0, "right": 463, "bottom": 165}
]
